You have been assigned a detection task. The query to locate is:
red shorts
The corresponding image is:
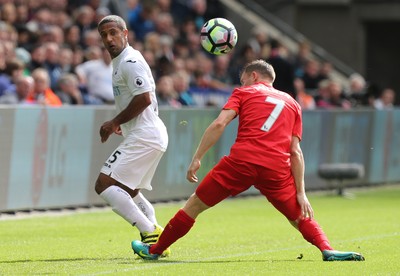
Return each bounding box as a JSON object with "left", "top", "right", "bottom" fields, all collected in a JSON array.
[{"left": 196, "top": 156, "right": 300, "bottom": 221}]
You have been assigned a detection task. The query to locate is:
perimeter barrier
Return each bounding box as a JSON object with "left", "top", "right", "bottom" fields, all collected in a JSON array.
[{"left": 1, "top": 106, "right": 399, "bottom": 212}]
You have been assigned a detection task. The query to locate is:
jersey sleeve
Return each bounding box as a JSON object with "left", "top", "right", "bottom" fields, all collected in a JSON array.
[
  {"left": 122, "top": 59, "right": 152, "bottom": 96},
  {"left": 223, "top": 87, "right": 241, "bottom": 113}
]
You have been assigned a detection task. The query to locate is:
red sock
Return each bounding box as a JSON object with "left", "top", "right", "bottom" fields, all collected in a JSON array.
[
  {"left": 150, "top": 209, "right": 195, "bottom": 255},
  {"left": 298, "top": 218, "right": 333, "bottom": 251}
]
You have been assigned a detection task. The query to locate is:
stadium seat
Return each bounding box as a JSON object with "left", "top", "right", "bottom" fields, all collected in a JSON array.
[{"left": 318, "top": 163, "right": 365, "bottom": 196}]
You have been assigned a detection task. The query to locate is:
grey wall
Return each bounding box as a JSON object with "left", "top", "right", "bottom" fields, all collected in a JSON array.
[{"left": 1, "top": 106, "right": 399, "bottom": 212}]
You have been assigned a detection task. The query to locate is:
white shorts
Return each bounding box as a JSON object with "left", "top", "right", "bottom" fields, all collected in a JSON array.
[{"left": 100, "top": 142, "right": 164, "bottom": 191}]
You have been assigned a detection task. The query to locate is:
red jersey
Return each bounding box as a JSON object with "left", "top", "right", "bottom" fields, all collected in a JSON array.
[{"left": 223, "top": 82, "right": 302, "bottom": 175}]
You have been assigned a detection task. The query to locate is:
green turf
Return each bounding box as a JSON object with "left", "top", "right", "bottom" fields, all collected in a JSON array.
[{"left": 1, "top": 185, "right": 399, "bottom": 275}]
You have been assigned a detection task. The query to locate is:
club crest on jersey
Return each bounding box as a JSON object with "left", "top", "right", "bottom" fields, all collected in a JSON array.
[{"left": 135, "top": 76, "right": 144, "bottom": 87}]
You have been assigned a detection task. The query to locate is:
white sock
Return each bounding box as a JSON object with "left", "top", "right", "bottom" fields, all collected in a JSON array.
[
  {"left": 133, "top": 192, "right": 157, "bottom": 224},
  {"left": 100, "top": 186, "right": 155, "bottom": 233}
]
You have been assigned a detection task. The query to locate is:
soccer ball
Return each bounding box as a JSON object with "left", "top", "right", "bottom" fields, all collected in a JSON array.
[{"left": 200, "top": 18, "right": 238, "bottom": 55}]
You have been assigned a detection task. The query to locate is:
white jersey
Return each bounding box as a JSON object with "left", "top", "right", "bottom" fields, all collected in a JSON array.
[{"left": 111, "top": 46, "right": 168, "bottom": 151}]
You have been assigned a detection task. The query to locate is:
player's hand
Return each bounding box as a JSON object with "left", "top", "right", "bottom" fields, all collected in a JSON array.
[
  {"left": 186, "top": 158, "right": 201, "bottom": 183},
  {"left": 114, "top": 126, "right": 122, "bottom": 136},
  {"left": 99, "top": 120, "right": 119, "bottom": 143},
  {"left": 297, "top": 192, "right": 314, "bottom": 219}
]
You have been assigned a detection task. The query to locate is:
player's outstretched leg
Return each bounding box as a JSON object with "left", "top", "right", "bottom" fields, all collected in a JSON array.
[
  {"left": 322, "top": 250, "right": 365, "bottom": 261},
  {"left": 297, "top": 218, "right": 365, "bottom": 261},
  {"left": 140, "top": 224, "right": 171, "bottom": 257},
  {"left": 131, "top": 240, "right": 160, "bottom": 260}
]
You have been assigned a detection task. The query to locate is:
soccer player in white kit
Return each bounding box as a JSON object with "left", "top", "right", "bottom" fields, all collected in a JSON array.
[{"left": 95, "top": 15, "right": 170, "bottom": 257}]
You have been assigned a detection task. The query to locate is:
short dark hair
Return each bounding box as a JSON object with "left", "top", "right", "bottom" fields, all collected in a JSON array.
[
  {"left": 5, "top": 58, "right": 25, "bottom": 75},
  {"left": 242, "top": 59, "right": 276, "bottom": 82},
  {"left": 98, "top": 15, "right": 127, "bottom": 31}
]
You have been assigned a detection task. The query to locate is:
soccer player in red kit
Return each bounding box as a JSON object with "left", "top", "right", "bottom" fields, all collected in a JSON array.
[{"left": 132, "top": 59, "right": 365, "bottom": 261}]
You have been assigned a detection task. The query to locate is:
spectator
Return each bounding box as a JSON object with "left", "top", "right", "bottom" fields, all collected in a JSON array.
[
  {"left": 154, "top": 12, "right": 176, "bottom": 38},
  {"left": 144, "top": 32, "right": 162, "bottom": 60},
  {"left": 177, "top": 19, "right": 196, "bottom": 44},
  {"left": 82, "top": 29, "right": 101, "bottom": 49},
  {"left": 267, "top": 39, "right": 296, "bottom": 98},
  {"left": 0, "top": 58, "right": 25, "bottom": 97},
  {"left": 373, "top": 87, "right": 396, "bottom": 109},
  {"left": 128, "top": 0, "right": 157, "bottom": 42},
  {"left": 94, "top": 7, "right": 111, "bottom": 26},
  {"left": 42, "top": 25, "right": 64, "bottom": 45},
  {"left": 0, "top": 21, "right": 17, "bottom": 44},
  {"left": 294, "top": 77, "right": 316, "bottom": 110},
  {"left": 157, "top": 0, "right": 172, "bottom": 13},
  {"left": 191, "top": 53, "right": 227, "bottom": 91},
  {"left": 101, "top": 1, "right": 128, "bottom": 21},
  {"left": 188, "top": 0, "right": 207, "bottom": 31},
  {"left": 59, "top": 47, "right": 75, "bottom": 74},
  {"left": 158, "top": 35, "right": 175, "bottom": 62},
  {"left": 28, "top": 67, "right": 62, "bottom": 106},
  {"left": 142, "top": 49, "right": 157, "bottom": 77},
  {"left": 320, "top": 61, "right": 333, "bottom": 80},
  {"left": 72, "top": 5, "right": 97, "bottom": 45},
  {"left": 301, "top": 59, "right": 326, "bottom": 93},
  {"left": 156, "top": 75, "right": 181, "bottom": 108},
  {"left": 1, "top": 3, "right": 17, "bottom": 25},
  {"left": 230, "top": 44, "right": 259, "bottom": 85},
  {"left": 53, "top": 10, "right": 72, "bottom": 29},
  {"left": 0, "top": 75, "right": 34, "bottom": 105},
  {"left": 173, "top": 70, "right": 195, "bottom": 106},
  {"left": 346, "top": 73, "right": 368, "bottom": 108},
  {"left": 27, "top": 44, "right": 46, "bottom": 73},
  {"left": 16, "top": 25, "right": 36, "bottom": 51},
  {"left": 43, "top": 42, "right": 62, "bottom": 90},
  {"left": 292, "top": 40, "right": 312, "bottom": 77},
  {"left": 83, "top": 45, "right": 102, "bottom": 61},
  {"left": 26, "top": 7, "right": 53, "bottom": 36},
  {"left": 55, "top": 73, "right": 84, "bottom": 105},
  {"left": 64, "top": 24, "right": 81, "bottom": 49},
  {"left": 15, "top": 2, "right": 30, "bottom": 26},
  {"left": 75, "top": 46, "right": 114, "bottom": 104},
  {"left": 0, "top": 0, "right": 385, "bottom": 113},
  {"left": 314, "top": 79, "right": 332, "bottom": 109},
  {"left": 326, "top": 80, "right": 351, "bottom": 109},
  {"left": 71, "top": 46, "right": 85, "bottom": 72},
  {"left": 248, "top": 26, "right": 271, "bottom": 60},
  {"left": 211, "top": 55, "right": 234, "bottom": 87}
]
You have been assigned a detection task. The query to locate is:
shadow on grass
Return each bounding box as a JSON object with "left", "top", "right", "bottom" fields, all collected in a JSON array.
[
  {"left": 0, "top": 257, "right": 127, "bottom": 264},
  {"left": 2, "top": 257, "right": 316, "bottom": 265},
  {"left": 125, "top": 258, "right": 316, "bottom": 264}
]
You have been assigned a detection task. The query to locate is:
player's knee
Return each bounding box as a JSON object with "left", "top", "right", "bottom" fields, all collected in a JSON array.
[
  {"left": 289, "top": 215, "right": 311, "bottom": 229},
  {"left": 183, "top": 193, "right": 209, "bottom": 218},
  {"left": 125, "top": 188, "right": 139, "bottom": 198},
  {"left": 95, "top": 174, "right": 110, "bottom": 195},
  {"left": 94, "top": 179, "right": 103, "bottom": 195}
]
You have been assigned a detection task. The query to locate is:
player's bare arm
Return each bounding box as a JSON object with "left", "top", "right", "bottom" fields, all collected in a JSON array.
[
  {"left": 99, "top": 92, "right": 151, "bottom": 143},
  {"left": 290, "top": 136, "right": 314, "bottom": 219},
  {"left": 187, "top": 109, "right": 236, "bottom": 183}
]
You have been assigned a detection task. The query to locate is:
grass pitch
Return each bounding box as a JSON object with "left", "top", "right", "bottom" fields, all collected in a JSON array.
[{"left": 1, "top": 185, "right": 399, "bottom": 275}]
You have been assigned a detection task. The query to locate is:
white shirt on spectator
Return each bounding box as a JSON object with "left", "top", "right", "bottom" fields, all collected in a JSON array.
[{"left": 75, "top": 59, "right": 114, "bottom": 102}]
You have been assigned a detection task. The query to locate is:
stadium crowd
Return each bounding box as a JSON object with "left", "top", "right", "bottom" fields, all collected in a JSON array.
[{"left": 0, "top": 0, "right": 397, "bottom": 109}]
